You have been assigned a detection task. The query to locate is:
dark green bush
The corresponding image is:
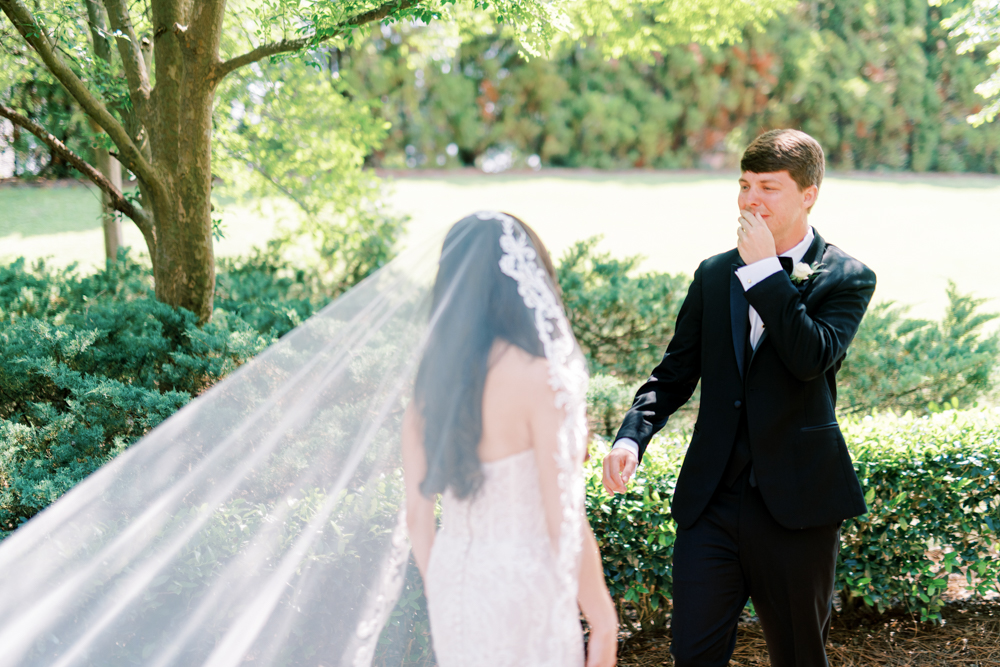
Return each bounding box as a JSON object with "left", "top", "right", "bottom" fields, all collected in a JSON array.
[
  {"left": 586, "top": 407, "right": 1000, "bottom": 628},
  {"left": 557, "top": 238, "right": 689, "bottom": 380},
  {"left": 0, "top": 252, "right": 327, "bottom": 534},
  {"left": 838, "top": 282, "right": 1000, "bottom": 415},
  {"left": 562, "top": 240, "right": 999, "bottom": 421}
]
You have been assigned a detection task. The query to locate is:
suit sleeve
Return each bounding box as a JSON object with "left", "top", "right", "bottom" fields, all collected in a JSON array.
[
  {"left": 614, "top": 263, "right": 703, "bottom": 461},
  {"left": 744, "top": 259, "right": 876, "bottom": 382}
]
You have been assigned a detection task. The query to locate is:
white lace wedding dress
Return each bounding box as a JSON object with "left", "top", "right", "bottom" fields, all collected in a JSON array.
[{"left": 424, "top": 448, "right": 585, "bottom": 667}]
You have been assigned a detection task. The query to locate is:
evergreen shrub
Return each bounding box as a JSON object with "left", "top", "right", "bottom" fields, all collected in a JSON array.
[
  {"left": 0, "top": 252, "right": 334, "bottom": 535},
  {"left": 565, "top": 240, "right": 999, "bottom": 425}
]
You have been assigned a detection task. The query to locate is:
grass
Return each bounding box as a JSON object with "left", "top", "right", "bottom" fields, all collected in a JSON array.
[
  {"left": 2, "top": 170, "right": 999, "bottom": 321},
  {"left": 386, "top": 169, "right": 1000, "bottom": 322}
]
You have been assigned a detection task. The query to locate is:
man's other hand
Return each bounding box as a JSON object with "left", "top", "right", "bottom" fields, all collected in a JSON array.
[{"left": 602, "top": 448, "right": 638, "bottom": 494}]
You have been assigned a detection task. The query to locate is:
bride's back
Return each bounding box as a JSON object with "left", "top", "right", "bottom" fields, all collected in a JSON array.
[{"left": 478, "top": 342, "right": 552, "bottom": 463}]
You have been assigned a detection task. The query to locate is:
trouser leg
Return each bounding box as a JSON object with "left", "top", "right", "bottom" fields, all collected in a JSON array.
[
  {"left": 670, "top": 477, "right": 749, "bottom": 667},
  {"left": 741, "top": 482, "right": 841, "bottom": 667}
]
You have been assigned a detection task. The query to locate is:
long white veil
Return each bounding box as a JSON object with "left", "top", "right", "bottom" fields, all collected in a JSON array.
[{"left": 0, "top": 212, "right": 589, "bottom": 666}]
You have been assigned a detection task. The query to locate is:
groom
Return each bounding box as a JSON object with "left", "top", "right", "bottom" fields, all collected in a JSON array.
[{"left": 602, "top": 129, "right": 876, "bottom": 667}]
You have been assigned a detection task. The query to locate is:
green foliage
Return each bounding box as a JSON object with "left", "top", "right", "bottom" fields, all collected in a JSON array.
[
  {"left": 211, "top": 53, "right": 407, "bottom": 292},
  {"left": 564, "top": 0, "right": 795, "bottom": 58},
  {"left": 557, "top": 238, "right": 689, "bottom": 379},
  {"left": 0, "top": 252, "right": 333, "bottom": 534},
  {"left": 214, "top": 220, "right": 402, "bottom": 339},
  {"left": 838, "top": 282, "right": 1000, "bottom": 415},
  {"left": 937, "top": 0, "right": 1000, "bottom": 126},
  {"left": 585, "top": 407, "right": 1000, "bottom": 628},
  {"left": 349, "top": 0, "right": 1000, "bottom": 172},
  {"left": 585, "top": 437, "right": 686, "bottom": 633},
  {"left": 1, "top": 74, "right": 96, "bottom": 179},
  {"left": 586, "top": 374, "right": 640, "bottom": 439},
  {"left": 557, "top": 239, "right": 999, "bottom": 417},
  {"left": 839, "top": 409, "right": 1000, "bottom": 622}
]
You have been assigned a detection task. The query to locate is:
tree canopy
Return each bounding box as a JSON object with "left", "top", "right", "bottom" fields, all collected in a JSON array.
[
  {"left": 1, "top": 0, "right": 792, "bottom": 321},
  {"left": 936, "top": 0, "right": 1000, "bottom": 125}
]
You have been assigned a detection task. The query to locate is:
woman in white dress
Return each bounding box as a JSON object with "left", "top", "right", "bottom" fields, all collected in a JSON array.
[{"left": 402, "top": 213, "right": 618, "bottom": 667}]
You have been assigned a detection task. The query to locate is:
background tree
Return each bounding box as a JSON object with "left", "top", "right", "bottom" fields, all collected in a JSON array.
[
  {"left": 353, "top": 0, "right": 1000, "bottom": 172},
  {"left": 937, "top": 0, "right": 1000, "bottom": 125},
  {"left": 0, "top": 0, "right": 554, "bottom": 322},
  {"left": 0, "top": 0, "right": 791, "bottom": 322},
  {"left": 82, "top": 0, "right": 123, "bottom": 259}
]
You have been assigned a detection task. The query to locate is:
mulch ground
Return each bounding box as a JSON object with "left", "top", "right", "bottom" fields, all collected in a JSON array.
[{"left": 617, "top": 603, "right": 1000, "bottom": 666}]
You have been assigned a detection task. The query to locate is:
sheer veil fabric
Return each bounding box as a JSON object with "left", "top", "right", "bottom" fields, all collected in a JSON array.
[{"left": 0, "top": 212, "right": 589, "bottom": 666}]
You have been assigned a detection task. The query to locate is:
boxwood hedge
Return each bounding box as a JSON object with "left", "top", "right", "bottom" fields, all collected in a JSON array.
[{"left": 588, "top": 407, "right": 1000, "bottom": 628}]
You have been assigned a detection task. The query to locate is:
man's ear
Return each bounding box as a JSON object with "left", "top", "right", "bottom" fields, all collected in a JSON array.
[{"left": 802, "top": 184, "right": 819, "bottom": 211}]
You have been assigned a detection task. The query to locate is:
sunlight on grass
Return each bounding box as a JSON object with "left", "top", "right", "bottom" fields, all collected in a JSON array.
[
  {"left": 387, "top": 171, "right": 1000, "bottom": 322},
  {"left": 2, "top": 172, "right": 998, "bottom": 322}
]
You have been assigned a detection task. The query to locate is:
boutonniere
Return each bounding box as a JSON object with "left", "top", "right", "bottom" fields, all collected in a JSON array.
[{"left": 791, "top": 261, "right": 824, "bottom": 285}]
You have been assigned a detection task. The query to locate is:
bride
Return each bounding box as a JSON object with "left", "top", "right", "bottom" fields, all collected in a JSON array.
[
  {"left": 0, "top": 211, "right": 614, "bottom": 667},
  {"left": 403, "top": 213, "right": 618, "bottom": 666}
]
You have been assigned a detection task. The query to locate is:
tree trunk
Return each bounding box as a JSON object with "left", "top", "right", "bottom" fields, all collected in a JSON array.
[
  {"left": 96, "top": 146, "right": 123, "bottom": 261},
  {"left": 143, "top": 1, "right": 224, "bottom": 322},
  {"left": 84, "top": 0, "right": 122, "bottom": 263}
]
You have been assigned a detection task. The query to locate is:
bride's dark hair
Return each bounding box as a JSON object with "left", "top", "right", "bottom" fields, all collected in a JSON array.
[{"left": 414, "top": 213, "right": 560, "bottom": 499}]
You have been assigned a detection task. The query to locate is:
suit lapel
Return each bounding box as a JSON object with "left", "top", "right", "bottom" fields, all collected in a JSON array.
[
  {"left": 730, "top": 264, "right": 749, "bottom": 379},
  {"left": 798, "top": 229, "right": 828, "bottom": 301},
  {"left": 801, "top": 228, "right": 826, "bottom": 267}
]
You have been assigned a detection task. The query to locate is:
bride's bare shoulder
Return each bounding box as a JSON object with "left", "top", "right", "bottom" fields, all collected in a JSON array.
[{"left": 488, "top": 343, "right": 555, "bottom": 400}]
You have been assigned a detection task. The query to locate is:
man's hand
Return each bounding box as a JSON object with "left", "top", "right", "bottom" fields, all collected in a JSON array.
[
  {"left": 602, "top": 448, "right": 638, "bottom": 494},
  {"left": 736, "top": 209, "right": 777, "bottom": 265}
]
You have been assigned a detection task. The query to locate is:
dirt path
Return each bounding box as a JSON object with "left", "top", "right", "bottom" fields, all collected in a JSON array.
[{"left": 618, "top": 604, "right": 1000, "bottom": 666}]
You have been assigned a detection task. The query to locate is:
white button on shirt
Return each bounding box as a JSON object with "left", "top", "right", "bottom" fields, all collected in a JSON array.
[{"left": 612, "top": 227, "right": 816, "bottom": 461}]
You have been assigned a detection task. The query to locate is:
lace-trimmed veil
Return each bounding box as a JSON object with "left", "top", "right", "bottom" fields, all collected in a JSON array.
[{"left": 0, "top": 212, "right": 589, "bottom": 666}]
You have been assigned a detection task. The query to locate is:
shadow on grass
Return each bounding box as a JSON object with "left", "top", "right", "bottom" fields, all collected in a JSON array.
[{"left": 0, "top": 181, "right": 104, "bottom": 238}]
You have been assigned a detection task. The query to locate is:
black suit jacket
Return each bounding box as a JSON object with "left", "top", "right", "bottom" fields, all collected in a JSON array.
[{"left": 615, "top": 229, "right": 876, "bottom": 530}]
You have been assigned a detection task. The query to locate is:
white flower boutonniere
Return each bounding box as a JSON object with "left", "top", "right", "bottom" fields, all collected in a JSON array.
[{"left": 791, "top": 261, "right": 824, "bottom": 285}]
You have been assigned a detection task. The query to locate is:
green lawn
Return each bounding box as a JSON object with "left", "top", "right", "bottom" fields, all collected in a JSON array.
[
  {"left": 387, "top": 170, "right": 1000, "bottom": 323},
  {"left": 2, "top": 171, "right": 999, "bottom": 322},
  {"left": 0, "top": 184, "right": 285, "bottom": 266}
]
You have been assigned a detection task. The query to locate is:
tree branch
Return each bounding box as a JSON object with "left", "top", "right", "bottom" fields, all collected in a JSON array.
[
  {"left": 101, "top": 0, "right": 151, "bottom": 123},
  {"left": 0, "top": 0, "right": 158, "bottom": 187},
  {"left": 0, "top": 103, "right": 153, "bottom": 236},
  {"left": 214, "top": 0, "right": 419, "bottom": 80}
]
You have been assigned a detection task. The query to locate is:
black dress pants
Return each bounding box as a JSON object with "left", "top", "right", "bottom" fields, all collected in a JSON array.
[{"left": 670, "top": 468, "right": 841, "bottom": 667}]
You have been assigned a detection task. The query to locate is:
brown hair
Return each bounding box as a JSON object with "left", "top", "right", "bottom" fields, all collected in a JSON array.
[
  {"left": 741, "top": 129, "right": 825, "bottom": 191},
  {"left": 415, "top": 213, "right": 561, "bottom": 499}
]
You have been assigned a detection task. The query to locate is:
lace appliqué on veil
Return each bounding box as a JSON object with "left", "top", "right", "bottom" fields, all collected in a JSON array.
[{"left": 481, "top": 210, "right": 589, "bottom": 625}]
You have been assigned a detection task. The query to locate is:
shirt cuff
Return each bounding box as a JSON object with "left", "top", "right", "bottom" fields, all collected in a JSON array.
[
  {"left": 735, "top": 257, "right": 783, "bottom": 291},
  {"left": 612, "top": 438, "right": 640, "bottom": 459}
]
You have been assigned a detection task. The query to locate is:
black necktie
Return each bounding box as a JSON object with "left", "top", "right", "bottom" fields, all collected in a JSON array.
[{"left": 779, "top": 256, "right": 794, "bottom": 275}]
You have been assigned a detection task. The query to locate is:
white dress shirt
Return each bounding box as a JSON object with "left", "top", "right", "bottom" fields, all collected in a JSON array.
[{"left": 612, "top": 227, "right": 816, "bottom": 461}]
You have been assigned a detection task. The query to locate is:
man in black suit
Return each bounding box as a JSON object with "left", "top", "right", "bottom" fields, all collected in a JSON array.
[{"left": 602, "top": 129, "right": 876, "bottom": 667}]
